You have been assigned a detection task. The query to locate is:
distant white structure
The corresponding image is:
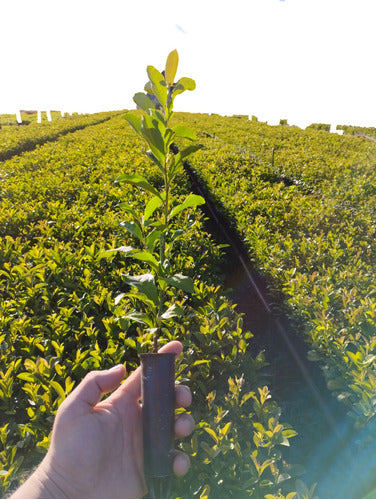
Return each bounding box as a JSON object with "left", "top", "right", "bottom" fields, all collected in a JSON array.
[
  {"left": 16, "top": 111, "right": 22, "bottom": 124},
  {"left": 330, "top": 124, "right": 344, "bottom": 135},
  {"left": 36, "top": 110, "right": 53, "bottom": 123}
]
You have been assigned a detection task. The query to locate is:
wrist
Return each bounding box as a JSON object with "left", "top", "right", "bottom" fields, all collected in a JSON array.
[{"left": 10, "top": 457, "right": 68, "bottom": 499}]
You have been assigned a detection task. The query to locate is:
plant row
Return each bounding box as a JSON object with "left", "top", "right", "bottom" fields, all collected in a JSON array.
[
  {"left": 0, "top": 113, "right": 302, "bottom": 498},
  {"left": 0, "top": 111, "right": 123, "bottom": 162},
  {"left": 178, "top": 112, "right": 376, "bottom": 429}
]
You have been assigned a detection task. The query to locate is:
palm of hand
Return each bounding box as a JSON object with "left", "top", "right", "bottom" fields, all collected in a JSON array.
[{"left": 48, "top": 382, "right": 145, "bottom": 499}]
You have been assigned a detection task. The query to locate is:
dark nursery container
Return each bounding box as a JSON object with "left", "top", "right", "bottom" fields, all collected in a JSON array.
[{"left": 140, "top": 352, "right": 175, "bottom": 497}]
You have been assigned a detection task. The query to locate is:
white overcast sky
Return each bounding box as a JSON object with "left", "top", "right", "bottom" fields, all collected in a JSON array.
[{"left": 1, "top": 0, "right": 376, "bottom": 128}]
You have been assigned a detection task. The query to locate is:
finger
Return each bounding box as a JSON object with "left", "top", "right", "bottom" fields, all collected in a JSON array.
[
  {"left": 175, "top": 384, "right": 192, "bottom": 408},
  {"left": 61, "top": 364, "right": 126, "bottom": 414},
  {"left": 173, "top": 451, "right": 191, "bottom": 477},
  {"left": 121, "top": 341, "right": 184, "bottom": 401},
  {"left": 174, "top": 413, "right": 195, "bottom": 439}
]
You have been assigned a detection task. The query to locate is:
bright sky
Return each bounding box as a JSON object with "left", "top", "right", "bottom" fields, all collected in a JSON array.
[{"left": 1, "top": 0, "right": 376, "bottom": 128}]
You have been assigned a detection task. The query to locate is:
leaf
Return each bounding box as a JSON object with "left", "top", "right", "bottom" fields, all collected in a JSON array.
[
  {"left": 160, "top": 303, "right": 184, "bottom": 319},
  {"left": 123, "top": 311, "right": 154, "bottom": 328},
  {"left": 172, "top": 125, "right": 196, "bottom": 141},
  {"left": 203, "top": 427, "right": 219, "bottom": 444},
  {"left": 253, "top": 422, "right": 265, "bottom": 433},
  {"left": 282, "top": 429, "right": 298, "bottom": 439},
  {"left": 169, "top": 194, "right": 205, "bottom": 219},
  {"left": 24, "top": 359, "right": 36, "bottom": 371},
  {"left": 172, "top": 77, "right": 196, "bottom": 97},
  {"left": 123, "top": 273, "right": 159, "bottom": 305},
  {"left": 221, "top": 421, "right": 232, "bottom": 436},
  {"left": 117, "top": 173, "right": 162, "bottom": 199},
  {"left": 131, "top": 251, "right": 160, "bottom": 272},
  {"left": 165, "top": 49, "right": 179, "bottom": 85},
  {"left": 147, "top": 65, "right": 167, "bottom": 107},
  {"left": 145, "top": 229, "right": 162, "bottom": 253},
  {"left": 119, "top": 221, "right": 143, "bottom": 242},
  {"left": 159, "top": 273, "right": 194, "bottom": 293},
  {"left": 180, "top": 143, "right": 204, "bottom": 160},
  {"left": 50, "top": 380, "right": 66, "bottom": 400},
  {"left": 124, "top": 113, "right": 142, "bottom": 136},
  {"left": 17, "top": 373, "right": 35, "bottom": 383},
  {"left": 144, "top": 196, "right": 163, "bottom": 221},
  {"left": 114, "top": 293, "right": 125, "bottom": 306},
  {"left": 119, "top": 203, "right": 142, "bottom": 224},
  {"left": 133, "top": 92, "right": 155, "bottom": 112},
  {"left": 145, "top": 150, "right": 163, "bottom": 169},
  {"left": 142, "top": 115, "right": 166, "bottom": 158}
]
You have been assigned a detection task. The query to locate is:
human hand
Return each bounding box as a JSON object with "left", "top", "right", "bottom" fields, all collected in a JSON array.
[{"left": 12, "top": 341, "right": 193, "bottom": 499}]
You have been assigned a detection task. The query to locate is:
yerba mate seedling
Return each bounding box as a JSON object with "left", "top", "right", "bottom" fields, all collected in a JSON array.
[
  {"left": 113, "top": 50, "right": 204, "bottom": 498},
  {"left": 113, "top": 50, "right": 204, "bottom": 354}
]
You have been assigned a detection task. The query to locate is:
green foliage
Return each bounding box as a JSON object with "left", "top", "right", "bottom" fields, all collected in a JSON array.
[
  {"left": 179, "top": 111, "right": 376, "bottom": 429},
  {"left": 0, "top": 65, "right": 300, "bottom": 497},
  {"left": 118, "top": 50, "right": 204, "bottom": 352},
  {"left": 305, "top": 123, "right": 330, "bottom": 132},
  {"left": 0, "top": 111, "right": 121, "bottom": 161}
]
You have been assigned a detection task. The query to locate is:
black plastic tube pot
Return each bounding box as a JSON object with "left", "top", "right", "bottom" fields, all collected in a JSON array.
[{"left": 140, "top": 352, "right": 175, "bottom": 488}]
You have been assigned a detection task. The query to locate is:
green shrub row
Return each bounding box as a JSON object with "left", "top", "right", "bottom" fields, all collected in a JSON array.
[
  {"left": 180, "top": 112, "right": 376, "bottom": 429},
  {"left": 0, "top": 111, "right": 123, "bottom": 162},
  {"left": 1, "top": 113, "right": 301, "bottom": 498}
]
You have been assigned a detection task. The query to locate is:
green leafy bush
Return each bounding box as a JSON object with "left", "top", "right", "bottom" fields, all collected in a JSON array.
[
  {"left": 181, "top": 111, "right": 376, "bottom": 429},
  {"left": 0, "top": 100, "right": 300, "bottom": 497}
]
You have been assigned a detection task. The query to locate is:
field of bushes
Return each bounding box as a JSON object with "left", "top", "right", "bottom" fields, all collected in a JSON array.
[
  {"left": 179, "top": 113, "right": 376, "bottom": 428},
  {"left": 0, "top": 112, "right": 302, "bottom": 498},
  {"left": 1, "top": 110, "right": 376, "bottom": 498}
]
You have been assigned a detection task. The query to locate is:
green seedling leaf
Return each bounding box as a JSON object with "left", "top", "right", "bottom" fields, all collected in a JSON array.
[
  {"left": 159, "top": 273, "right": 194, "bottom": 293},
  {"left": 142, "top": 115, "right": 166, "bottom": 157},
  {"left": 169, "top": 193, "right": 205, "bottom": 219},
  {"left": 144, "top": 80, "right": 154, "bottom": 95},
  {"left": 180, "top": 143, "right": 204, "bottom": 160},
  {"left": 165, "top": 49, "right": 179, "bottom": 85},
  {"left": 131, "top": 251, "right": 160, "bottom": 272},
  {"left": 172, "top": 125, "right": 196, "bottom": 141},
  {"left": 172, "top": 77, "right": 196, "bottom": 98},
  {"left": 117, "top": 174, "right": 162, "bottom": 199},
  {"left": 124, "top": 113, "right": 142, "bottom": 136},
  {"left": 119, "top": 221, "right": 143, "bottom": 242},
  {"left": 144, "top": 196, "right": 163, "bottom": 221},
  {"left": 145, "top": 150, "right": 163, "bottom": 169},
  {"left": 123, "top": 273, "right": 159, "bottom": 305},
  {"left": 147, "top": 65, "right": 167, "bottom": 107},
  {"left": 133, "top": 92, "right": 155, "bottom": 113},
  {"left": 146, "top": 229, "right": 162, "bottom": 252},
  {"left": 119, "top": 203, "right": 142, "bottom": 224},
  {"left": 123, "top": 311, "right": 154, "bottom": 328}
]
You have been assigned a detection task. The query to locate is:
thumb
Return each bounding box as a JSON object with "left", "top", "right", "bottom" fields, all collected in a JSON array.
[{"left": 61, "top": 365, "right": 126, "bottom": 415}]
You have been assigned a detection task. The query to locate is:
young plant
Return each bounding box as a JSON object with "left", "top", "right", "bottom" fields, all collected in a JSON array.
[
  {"left": 114, "top": 49, "right": 204, "bottom": 353},
  {"left": 114, "top": 50, "right": 204, "bottom": 497}
]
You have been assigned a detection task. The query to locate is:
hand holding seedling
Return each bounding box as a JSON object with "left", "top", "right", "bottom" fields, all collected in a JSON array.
[{"left": 11, "top": 341, "right": 193, "bottom": 499}]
